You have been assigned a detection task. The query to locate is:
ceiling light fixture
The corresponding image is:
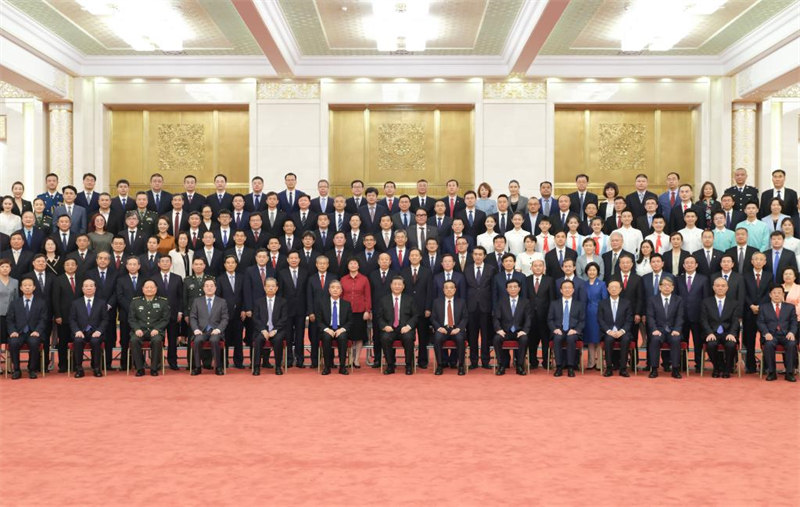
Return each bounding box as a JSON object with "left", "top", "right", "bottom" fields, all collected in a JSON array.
[
  {"left": 366, "top": 0, "right": 437, "bottom": 52},
  {"left": 616, "top": 0, "right": 726, "bottom": 52},
  {"left": 76, "top": 0, "right": 194, "bottom": 52}
]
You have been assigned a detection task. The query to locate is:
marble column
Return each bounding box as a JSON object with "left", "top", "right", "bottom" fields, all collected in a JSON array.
[
  {"left": 48, "top": 102, "right": 73, "bottom": 185},
  {"left": 731, "top": 102, "right": 757, "bottom": 182}
]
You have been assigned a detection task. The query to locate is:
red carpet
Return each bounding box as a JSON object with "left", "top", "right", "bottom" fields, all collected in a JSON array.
[{"left": 1, "top": 363, "right": 798, "bottom": 507}]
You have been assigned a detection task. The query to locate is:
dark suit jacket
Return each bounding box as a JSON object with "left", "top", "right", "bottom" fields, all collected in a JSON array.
[
  {"left": 759, "top": 188, "right": 798, "bottom": 219},
  {"left": 379, "top": 197, "right": 400, "bottom": 214},
  {"left": 668, "top": 202, "right": 701, "bottom": 232},
  {"left": 725, "top": 245, "right": 758, "bottom": 275},
  {"left": 225, "top": 246, "right": 256, "bottom": 273},
  {"left": 146, "top": 190, "right": 173, "bottom": 215},
  {"left": 69, "top": 296, "right": 109, "bottom": 337},
  {"left": 635, "top": 215, "right": 657, "bottom": 236},
  {"left": 189, "top": 295, "right": 229, "bottom": 334},
  {"left": 152, "top": 272, "right": 183, "bottom": 319},
  {"left": 391, "top": 211, "right": 415, "bottom": 232},
  {"left": 310, "top": 196, "right": 334, "bottom": 215},
  {"left": 216, "top": 271, "right": 245, "bottom": 317},
  {"left": 11, "top": 199, "right": 32, "bottom": 217},
  {"left": 625, "top": 191, "right": 659, "bottom": 219},
  {"left": 354, "top": 250, "right": 379, "bottom": 276},
  {"left": 422, "top": 252, "right": 444, "bottom": 276},
  {"left": 244, "top": 193, "right": 268, "bottom": 214},
  {"left": 441, "top": 234, "right": 474, "bottom": 256},
  {"left": 290, "top": 210, "right": 318, "bottom": 234},
  {"left": 663, "top": 249, "right": 691, "bottom": 276},
  {"left": 701, "top": 297, "right": 742, "bottom": 337},
  {"left": 756, "top": 301, "right": 798, "bottom": 336},
  {"left": 601, "top": 249, "right": 632, "bottom": 283},
  {"left": 50, "top": 231, "right": 77, "bottom": 256},
  {"left": 544, "top": 248, "right": 578, "bottom": 280},
  {"left": 165, "top": 209, "right": 190, "bottom": 236},
  {"left": 243, "top": 265, "right": 269, "bottom": 312},
  {"left": 743, "top": 271, "right": 773, "bottom": 315},
  {"left": 263, "top": 209, "right": 288, "bottom": 238},
  {"left": 388, "top": 248, "right": 411, "bottom": 272},
  {"left": 25, "top": 269, "right": 55, "bottom": 301},
  {"left": 710, "top": 271, "right": 745, "bottom": 305},
  {"left": 277, "top": 189, "right": 308, "bottom": 214},
  {"left": 524, "top": 274, "right": 556, "bottom": 319},
  {"left": 568, "top": 191, "right": 599, "bottom": 218},
  {"left": 277, "top": 234, "right": 300, "bottom": 256},
  {"left": 555, "top": 276, "right": 588, "bottom": 305},
  {"left": 430, "top": 297, "right": 467, "bottom": 331},
  {"left": 297, "top": 248, "right": 320, "bottom": 273},
  {"left": 463, "top": 263, "right": 495, "bottom": 313},
  {"left": 610, "top": 271, "right": 644, "bottom": 316},
  {"left": 764, "top": 249, "right": 798, "bottom": 282},
  {"left": 493, "top": 295, "right": 531, "bottom": 336},
  {"left": 375, "top": 293, "right": 418, "bottom": 329},
  {"left": 358, "top": 205, "right": 390, "bottom": 234},
  {"left": 252, "top": 296, "right": 288, "bottom": 335},
  {"left": 523, "top": 213, "right": 544, "bottom": 237},
  {"left": 410, "top": 196, "right": 436, "bottom": 216},
  {"left": 111, "top": 196, "right": 137, "bottom": 214},
  {"left": 328, "top": 211, "right": 353, "bottom": 233},
  {"left": 306, "top": 271, "right": 338, "bottom": 316},
  {"left": 345, "top": 230, "right": 366, "bottom": 253},
  {"left": 368, "top": 269, "right": 397, "bottom": 312},
  {"left": 197, "top": 248, "right": 224, "bottom": 277},
  {"left": 86, "top": 268, "right": 117, "bottom": 309},
  {"left": 433, "top": 271, "right": 467, "bottom": 303},
  {"left": 547, "top": 297, "right": 585, "bottom": 334},
  {"left": 66, "top": 250, "right": 97, "bottom": 279},
  {"left": 325, "top": 250, "right": 351, "bottom": 278},
  {"left": 137, "top": 252, "right": 162, "bottom": 280},
  {"left": 492, "top": 270, "right": 527, "bottom": 306},
  {"left": 75, "top": 191, "right": 100, "bottom": 215},
  {"left": 115, "top": 273, "right": 144, "bottom": 318},
  {"left": 640, "top": 271, "right": 675, "bottom": 307},
  {"left": 181, "top": 193, "right": 207, "bottom": 214},
  {"left": 122, "top": 230, "right": 147, "bottom": 257},
  {"left": 440, "top": 196, "right": 466, "bottom": 218},
  {"left": 206, "top": 192, "right": 234, "bottom": 217},
  {"left": 548, "top": 211, "right": 580, "bottom": 235},
  {"left": 1, "top": 250, "right": 33, "bottom": 279},
  {"left": 276, "top": 267, "right": 309, "bottom": 317},
  {"left": 400, "top": 265, "right": 433, "bottom": 315},
  {"left": 455, "top": 208, "right": 487, "bottom": 237},
  {"left": 20, "top": 228, "right": 45, "bottom": 253},
  {"left": 721, "top": 209, "right": 746, "bottom": 231},
  {"left": 692, "top": 249, "right": 724, "bottom": 277},
  {"left": 6, "top": 296, "right": 49, "bottom": 336},
  {"left": 51, "top": 273, "right": 84, "bottom": 322},
  {"left": 490, "top": 211, "right": 515, "bottom": 233},
  {"left": 428, "top": 215, "right": 453, "bottom": 238},
  {"left": 312, "top": 230, "right": 335, "bottom": 253},
  {"left": 315, "top": 297, "right": 352, "bottom": 333},
  {"left": 244, "top": 229, "right": 269, "bottom": 251},
  {"left": 645, "top": 294, "right": 684, "bottom": 335},
  {"left": 598, "top": 297, "right": 634, "bottom": 336},
  {"left": 674, "top": 272, "right": 710, "bottom": 323}
]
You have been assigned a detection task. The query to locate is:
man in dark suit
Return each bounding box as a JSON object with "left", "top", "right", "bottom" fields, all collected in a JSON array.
[
  {"left": 75, "top": 173, "right": 100, "bottom": 215},
  {"left": 548, "top": 279, "right": 585, "bottom": 377},
  {"left": 165, "top": 195, "right": 189, "bottom": 236},
  {"left": 429, "top": 201, "right": 453, "bottom": 238},
  {"left": 407, "top": 209, "right": 438, "bottom": 250},
  {"left": 544, "top": 231, "right": 577, "bottom": 280},
  {"left": 693, "top": 230, "right": 724, "bottom": 277},
  {"left": 725, "top": 228, "right": 758, "bottom": 274},
  {"left": 306, "top": 256, "right": 337, "bottom": 369},
  {"left": 634, "top": 197, "right": 660, "bottom": 236},
  {"left": 456, "top": 191, "right": 487, "bottom": 237},
  {"left": 66, "top": 234, "right": 97, "bottom": 279},
  {"left": 189, "top": 278, "right": 229, "bottom": 375},
  {"left": 464, "top": 247, "right": 495, "bottom": 369},
  {"left": 368, "top": 253, "right": 397, "bottom": 368},
  {"left": 6, "top": 277, "right": 49, "bottom": 379},
  {"left": 391, "top": 196, "right": 414, "bottom": 232},
  {"left": 549, "top": 195, "right": 580, "bottom": 235},
  {"left": 358, "top": 188, "right": 389, "bottom": 234},
  {"left": 711, "top": 255, "right": 745, "bottom": 307},
  {"left": 525, "top": 259, "right": 555, "bottom": 370},
  {"left": 85, "top": 252, "right": 118, "bottom": 370},
  {"left": 1, "top": 232, "right": 33, "bottom": 279},
  {"left": 601, "top": 232, "right": 630, "bottom": 282},
  {"left": 422, "top": 238, "right": 444, "bottom": 276},
  {"left": 197, "top": 231, "right": 224, "bottom": 277},
  {"left": 742, "top": 252, "right": 772, "bottom": 373},
  {"left": 206, "top": 174, "right": 234, "bottom": 218},
  {"left": 151, "top": 256, "right": 183, "bottom": 370},
  {"left": 252, "top": 278, "right": 288, "bottom": 375},
  {"left": 376, "top": 276, "right": 418, "bottom": 375},
  {"left": 121, "top": 212, "right": 147, "bottom": 257},
  {"left": 290, "top": 196, "right": 317, "bottom": 234},
  {"left": 68, "top": 279, "right": 109, "bottom": 377},
  {"left": 764, "top": 231, "right": 798, "bottom": 283},
  {"left": 310, "top": 179, "right": 335, "bottom": 215},
  {"left": 675, "top": 256, "right": 710, "bottom": 373},
  {"left": 51, "top": 258, "right": 83, "bottom": 372},
  {"left": 111, "top": 179, "right": 137, "bottom": 215},
  {"left": 441, "top": 179, "right": 465, "bottom": 218},
  {"left": 146, "top": 174, "right": 173, "bottom": 215},
  {"left": 491, "top": 279, "right": 530, "bottom": 375},
  {"left": 51, "top": 215, "right": 78, "bottom": 256},
  {"left": 522, "top": 198, "right": 544, "bottom": 237},
  {"left": 401, "top": 249, "right": 433, "bottom": 368},
  {"left": 431, "top": 280, "right": 468, "bottom": 375},
  {"left": 330, "top": 197, "right": 353, "bottom": 234},
  {"left": 19, "top": 212, "right": 46, "bottom": 253},
  {"left": 115, "top": 257, "right": 144, "bottom": 370},
  {"left": 243, "top": 176, "right": 268, "bottom": 214},
  {"left": 410, "top": 179, "right": 436, "bottom": 216},
  {"left": 378, "top": 182, "right": 400, "bottom": 214},
  {"left": 226, "top": 231, "right": 256, "bottom": 274},
  {"left": 312, "top": 215, "right": 335, "bottom": 253},
  {"left": 719, "top": 194, "right": 746, "bottom": 231},
  {"left": 568, "top": 174, "right": 599, "bottom": 221},
  {"left": 277, "top": 173, "right": 307, "bottom": 214},
  {"left": 757, "top": 285, "right": 797, "bottom": 382},
  {"left": 138, "top": 238, "right": 162, "bottom": 280},
  {"left": 216, "top": 255, "right": 246, "bottom": 368},
  {"left": 388, "top": 231, "right": 411, "bottom": 272},
  {"left": 179, "top": 175, "right": 207, "bottom": 215},
  {"left": 758, "top": 169, "right": 797, "bottom": 218},
  {"left": 610, "top": 254, "right": 644, "bottom": 331},
  {"left": 431, "top": 254, "right": 466, "bottom": 367},
  {"left": 491, "top": 195, "right": 515, "bottom": 234},
  {"left": 645, "top": 277, "right": 684, "bottom": 379},
  {"left": 354, "top": 236, "right": 380, "bottom": 276},
  {"left": 326, "top": 233, "right": 351, "bottom": 278},
  {"left": 701, "top": 277, "right": 742, "bottom": 378},
  {"left": 625, "top": 173, "right": 659, "bottom": 219},
  {"left": 598, "top": 279, "right": 635, "bottom": 377},
  {"left": 315, "top": 281, "right": 352, "bottom": 375},
  {"left": 724, "top": 168, "right": 759, "bottom": 212},
  {"left": 277, "top": 252, "right": 309, "bottom": 367}
]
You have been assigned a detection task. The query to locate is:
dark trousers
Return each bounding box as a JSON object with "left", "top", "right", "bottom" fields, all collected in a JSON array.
[
  {"left": 104, "top": 307, "right": 118, "bottom": 369},
  {"left": 648, "top": 332, "right": 682, "bottom": 370},
  {"left": 191, "top": 332, "right": 223, "bottom": 369},
  {"left": 705, "top": 334, "right": 737, "bottom": 372},
  {"left": 118, "top": 311, "right": 132, "bottom": 370},
  {"left": 380, "top": 328, "right": 415, "bottom": 367},
  {"left": 552, "top": 332, "right": 579, "bottom": 368},
  {"left": 604, "top": 332, "right": 632, "bottom": 371},
  {"left": 320, "top": 332, "right": 349, "bottom": 369},
  {"left": 308, "top": 318, "right": 321, "bottom": 367},
  {"left": 224, "top": 315, "right": 244, "bottom": 367},
  {"left": 762, "top": 335, "right": 796, "bottom": 374},
  {"left": 287, "top": 314, "right": 305, "bottom": 365},
  {"left": 493, "top": 332, "right": 528, "bottom": 368},
  {"left": 73, "top": 334, "right": 103, "bottom": 370},
  {"left": 529, "top": 312, "right": 549, "bottom": 367},
  {"left": 8, "top": 333, "right": 42, "bottom": 372},
  {"left": 433, "top": 330, "right": 465, "bottom": 367},
  {"left": 129, "top": 330, "right": 164, "bottom": 372},
  {"left": 684, "top": 320, "right": 704, "bottom": 367},
  {"left": 415, "top": 315, "right": 431, "bottom": 367},
  {"left": 468, "top": 309, "right": 492, "bottom": 366},
  {"left": 253, "top": 332, "right": 285, "bottom": 368},
  {"left": 55, "top": 321, "right": 71, "bottom": 370},
  {"left": 741, "top": 313, "right": 759, "bottom": 371},
  {"left": 165, "top": 318, "right": 180, "bottom": 368}
]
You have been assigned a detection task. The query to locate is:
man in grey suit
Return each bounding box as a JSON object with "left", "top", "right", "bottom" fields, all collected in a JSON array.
[
  {"left": 51, "top": 185, "right": 88, "bottom": 234},
  {"left": 407, "top": 209, "right": 438, "bottom": 249},
  {"left": 189, "top": 278, "right": 229, "bottom": 375}
]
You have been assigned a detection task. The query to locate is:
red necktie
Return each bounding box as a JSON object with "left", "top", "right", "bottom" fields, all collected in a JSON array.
[
  {"left": 449, "top": 197, "right": 455, "bottom": 218},
  {"left": 571, "top": 236, "right": 576, "bottom": 251},
  {"left": 617, "top": 216, "right": 621, "bottom": 228},
  {"left": 69, "top": 276, "right": 75, "bottom": 293},
  {"left": 272, "top": 256, "right": 277, "bottom": 268},
  {"left": 387, "top": 198, "right": 393, "bottom": 210},
  {"left": 543, "top": 236, "right": 549, "bottom": 253},
  {"left": 534, "top": 277, "right": 540, "bottom": 294},
  {"left": 115, "top": 256, "right": 121, "bottom": 270},
  {"left": 174, "top": 212, "right": 180, "bottom": 234},
  {"left": 594, "top": 237, "right": 600, "bottom": 253},
  {"left": 776, "top": 304, "right": 781, "bottom": 331},
  {"left": 756, "top": 273, "right": 760, "bottom": 288},
  {"left": 622, "top": 274, "right": 628, "bottom": 289},
  {"left": 655, "top": 235, "right": 662, "bottom": 252},
  {"left": 398, "top": 249, "right": 403, "bottom": 266},
  {"left": 393, "top": 297, "right": 400, "bottom": 327},
  {"left": 254, "top": 230, "right": 259, "bottom": 243},
  {"left": 336, "top": 251, "right": 342, "bottom": 264},
  {"left": 447, "top": 299, "right": 454, "bottom": 327},
  {"left": 670, "top": 191, "right": 675, "bottom": 207}
]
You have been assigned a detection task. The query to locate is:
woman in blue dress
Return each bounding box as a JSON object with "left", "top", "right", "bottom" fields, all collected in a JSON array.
[{"left": 583, "top": 262, "right": 608, "bottom": 371}]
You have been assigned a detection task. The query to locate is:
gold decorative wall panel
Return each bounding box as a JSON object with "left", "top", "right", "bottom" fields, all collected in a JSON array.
[
  {"left": 110, "top": 109, "right": 249, "bottom": 194},
  {"left": 329, "top": 107, "right": 473, "bottom": 196},
  {"left": 554, "top": 108, "right": 694, "bottom": 196}
]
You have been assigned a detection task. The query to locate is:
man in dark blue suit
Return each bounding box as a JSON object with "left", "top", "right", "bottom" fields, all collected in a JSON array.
[
  {"left": 146, "top": 173, "right": 173, "bottom": 215},
  {"left": 764, "top": 231, "right": 798, "bottom": 283},
  {"left": 243, "top": 249, "right": 271, "bottom": 365},
  {"left": 431, "top": 280, "right": 468, "bottom": 375},
  {"left": 387, "top": 230, "right": 411, "bottom": 272},
  {"left": 244, "top": 176, "right": 268, "bottom": 213},
  {"left": 554, "top": 258, "right": 587, "bottom": 305},
  {"left": 75, "top": 173, "right": 100, "bottom": 215},
  {"left": 464, "top": 247, "right": 496, "bottom": 369},
  {"left": 277, "top": 172, "right": 308, "bottom": 214},
  {"left": 358, "top": 187, "right": 389, "bottom": 234},
  {"left": 402, "top": 249, "right": 434, "bottom": 368},
  {"left": 306, "top": 255, "right": 337, "bottom": 369},
  {"left": 757, "top": 285, "right": 797, "bottom": 382},
  {"left": 548, "top": 279, "right": 585, "bottom": 377},
  {"left": 491, "top": 278, "right": 530, "bottom": 375},
  {"left": 6, "top": 277, "right": 49, "bottom": 379},
  {"left": 85, "top": 252, "right": 118, "bottom": 370},
  {"left": 206, "top": 174, "right": 234, "bottom": 218},
  {"left": 217, "top": 255, "right": 246, "bottom": 369},
  {"left": 19, "top": 212, "right": 46, "bottom": 252},
  {"left": 310, "top": 179, "right": 335, "bottom": 215},
  {"left": 152, "top": 256, "right": 183, "bottom": 370},
  {"left": 646, "top": 277, "right": 685, "bottom": 378},
  {"left": 675, "top": 256, "right": 710, "bottom": 373},
  {"left": 742, "top": 252, "right": 772, "bottom": 373},
  {"left": 598, "top": 279, "right": 634, "bottom": 377},
  {"left": 492, "top": 253, "right": 527, "bottom": 306},
  {"left": 568, "top": 174, "right": 599, "bottom": 221},
  {"left": 431, "top": 254, "right": 466, "bottom": 302},
  {"left": 441, "top": 218, "right": 475, "bottom": 256},
  {"left": 68, "top": 279, "right": 109, "bottom": 377}
]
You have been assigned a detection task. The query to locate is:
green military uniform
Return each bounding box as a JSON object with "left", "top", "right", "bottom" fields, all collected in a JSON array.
[
  {"left": 129, "top": 296, "right": 170, "bottom": 374},
  {"left": 34, "top": 213, "right": 52, "bottom": 233},
  {"left": 135, "top": 209, "right": 158, "bottom": 238},
  {"left": 183, "top": 274, "right": 216, "bottom": 368}
]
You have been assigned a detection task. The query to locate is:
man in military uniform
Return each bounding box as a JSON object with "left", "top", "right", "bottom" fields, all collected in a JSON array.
[
  {"left": 36, "top": 172, "right": 64, "bottom": 217},
  {"left": 129, "top": 280, "right": 170, "bottom": 376},
  {"left": 182, "top": 257, "right": 216, "bottom": 368},
  {"left": 134, "top": 191, "right": 158, "bottom": 238},
  {"left": 724, "top": 167, "right": 759, "bottom": 212}
]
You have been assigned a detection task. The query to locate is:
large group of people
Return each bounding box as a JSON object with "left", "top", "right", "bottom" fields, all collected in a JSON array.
[{"left": 0, "top": 168, "right": 798, "bottom": 381}]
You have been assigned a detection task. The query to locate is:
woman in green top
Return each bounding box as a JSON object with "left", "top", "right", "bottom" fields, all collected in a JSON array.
[{"left": 88, "top": 214, "right": 113, "bottom": 255}]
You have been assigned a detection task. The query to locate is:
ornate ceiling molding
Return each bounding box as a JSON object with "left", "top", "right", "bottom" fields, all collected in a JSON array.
[
  {"left": 769, "top": 82, "right": 800, "bottom": 98},
  {"left": 257, "top": 81, "right": 320, "bottom": 100},
  {"left": 0, "top": 80, "right": 37, "bottom": 98},
  {"left": 483, "top": 81, "right": 546, "bottom": 100}
]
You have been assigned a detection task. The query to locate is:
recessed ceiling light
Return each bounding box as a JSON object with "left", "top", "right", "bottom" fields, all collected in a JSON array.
[
  {"left": 583, "top": 78, "right": 596, "bottom": 83},
  {"left": 394, "top": 78, "right": 409, "bottom": 83},
  {"left": 621, "top": 78, "right": 636, "bottom": 83},
  {"left": 660, "top": 78, "right": 673, "bottom": 82},
  {"left": 355, "top": 78, "right": 372, "bottom": 83},
  {"left": 205, "top": 78, "right": 222, "bottom": 83},
  {"left": 130, "top": 78, "right": 144, "bottom": 83},
  {"left": 341, "top": 6, "right": 348, "bottom": 11},
  {"left": 169, "top": 78, "right": 182, "bottom": 83},
  {"left": 320, "top": 78, "right": 334, "bottom": 83},
  {"left": 468, "top": 78, "right": 482, "bottom": 83},
  {"left": 432, "top": 78, "right": 445, "bottom": 83}
]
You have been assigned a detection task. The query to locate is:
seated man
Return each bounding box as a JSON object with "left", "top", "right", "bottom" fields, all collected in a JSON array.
[
  {"left": 701, "top": 277, "right": 742, "bottom": 378},
  {"left": 645, "top": 277, "right": 684, "bottom": 379},
  {"left": 431, "top": 280, "right": 468, "bottom": 376},
  {"left": 69, "top": 279, "right": 109, "bottom": 378},
  {"left": 314, "top": 280, "right": 352, "bottom": 375},
  {"left": 252, "top": 277, "right": 288, "bottom": 375},
  {"left": 548, "top": 279, "right": 585, "bottom": 377},
  {"left": 598, "top": 279, "right": 634, "bottom": 377},
  {"left": 129, "top": 280, "right": 170, "bottom": 377},
  {"left": 376, "top": 276, "right": 418, "bottom": 375},
  {"left": 6, "top": 277, "right": 49, "bottom": 379},
  {"left": 492, "top": 279, "right": 531, "bottom": 376},
  {"left": 757, "top": 285, "right": 797, "bottom": 382},
  {"left": 189, "top": 278, "right": 229, "bottom": 376}
]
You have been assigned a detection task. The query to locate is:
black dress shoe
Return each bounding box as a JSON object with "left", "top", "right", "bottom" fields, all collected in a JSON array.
[
  {"left": 75, "top": 370, "right": 85, "bottom": 378},
  {"left": 405, "top": 366, "right": 413, "bottom": 375},
  {"left": 663, "top": 364, "right": 672, "bottom": 372},
  {"left": 468, "top": 364, "right": 478, "bottom": 370},
  {"left": 11, "top": 371, "right": 21, "bottom": 380},
  {"left": 711, "top": 370, "right": 720, "bottom": 378},
  {"left": 296, "top": 363, "right": 306, "bottom": 369},
  {"left": 321, "top": 367, "right": 331, "bottom": 375},
  {"left": 151, "top": 370, "right": 159, "bottom": 376},
  {"left": 554, "top": 367, "right": 563, "bottom": 377},
  {"left": 339, "top": 367, "right": 349, "bottom": 375},
  {"left": 722, "top": 371, "right": 730, "bottom": 379},
  {"left": 135, "top": 369, "right": 145, "bottom": 377},
  {"left": 191, "top": 368, "right": 201, "bottom": 376},
  {"left": 384, "top": 366, "right": 395, "bottom": 375},
  {"left": 435, "top": 367, "right": 443, "bottom": 375},
  {"left": 57, "top": 367, "right": 67, "bottom": 374},
  {"left": 694, "top": 365, "right": 702, "bottom": 374},
  {"left": 619, "top": 370, "right": 630, "bottom": 378},
  {"left": 496, "top": 366, "right": 505, "bottom": 376},
  {"left": 94, "top": 369, "right": 103, "bottom": 377},
  {"left": 418, "top": 364, "right": 428, "bottom": 369},
  {"left": 202, "top": 364, "right": 212, "bottom": 370},
  {"left": 263, "top": 362, "right": 274, "bottom": 369},
  {"left": 516, "top": 366, "right": 526, "bottom": 376},
  {"left": 671, "top": 371, "right": 682, "bottom": 379},
  {"left": 234, "top": 364, "right": 245, "bottom": 369},
  {"left": 252, "top": 368, "right": 261, "bottom": 376},
  {"left": 371, "top": 363, "right": 382, "bottom": 369},
  {"left": 169, "top": 365, "right": 180, "bottom": 371},
  {"left": 310, "top": 362, "right": 318, "bottom": 369},
  {"left": 785, "top": 373, "right": 796, "bottom": 382},
  {"left": 29, "top": 371, "right": 37, "bottom": 379},
  {"left": 603, "top": 370, "right": 613, "bottom": 377},
  {"left": 352, "top": 363, "right": 361, "bottom": 369},
  {"left": 765, "top": 372, "right": 777, "bottom": 381},
  {"left": 649, "top": 370, "right": 658, "bottom": 378},
  {"left": 530, "top": 363, "right": 540, "bottom": 370},
  {"left": 215, "top": 368, "right": 224, "bottom": 375},
  {"left": 458, "top": 366, "right": 466, "bottom": 376},
  {"left": 567, "top": 368, "right": 575, "bottom": 377},
  {"left": 481, "top": 364, "right": 492, "bottom": 370},
  {"left": 745, "top": 368, "right": 756, "bottom": 374},
  {"left": 275, "top": 367, "right": 284, "bottom": 375}
]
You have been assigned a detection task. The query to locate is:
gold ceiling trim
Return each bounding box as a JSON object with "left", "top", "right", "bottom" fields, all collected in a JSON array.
[
  {"left": 770, "top": 83, "right": 800, "bottom": 98},
  {"left": 0, "top": 81, "right": 37, "bottom": 99},
  {"left": 257, "top": 81, "right": 320, "bottom": 100},
  {"left": 483, "top": 81, "right": 546, "bottom": 100}
]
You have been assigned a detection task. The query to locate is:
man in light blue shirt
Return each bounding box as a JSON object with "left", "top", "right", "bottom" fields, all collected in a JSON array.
[{"left": 736, "top": 202, "right": 770, "bottom": 251}]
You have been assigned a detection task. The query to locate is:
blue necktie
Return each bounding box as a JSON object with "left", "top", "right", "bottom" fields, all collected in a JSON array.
[
  {"left": 558, "top": 250, "right": 564, "bottom": 266},
  {"left": 510, "top": 299, "right": 516, "bottom": 332},
  {"left": 132, "top": 276, "right": 137, "bottom": 289},
  {"left": 87, "top": 299, "right": 92, "bottom": 315},
  {"left": 332, "top": 300, "right": 338, "bottom": 330},
  {"left": 222, "top": 229, "right": 228, "bottom": 246},
  {"left": 25, "top": 298, "right": 30, "bottom": 314},
  {"left": 468, "top": 210, "right": 474, "bottom": 226},
  {"left": 206, "top": 298, "right": 213, "bottom": 331},
  {"left": 100, "top": 271, "right": 105, "bottom": 286},
  {"left": 773, "top": 251, "right": 780, "bottom": 281},
  {"left": 155, "top": 194, "right": 160, "bottom": 209},
  {"left": 26, "top": 230, "right": 32, "bottom": 245},
  {"left": 403, "top": 214, "right": 408, "bottom": 227},
  {"left": 562, "top": 300, "right": 570, "bottom": 332},
  {"left": 653, "top": 274, "right": 659, "bottom": 296},
  {"left": 207, "top": 297, "right": 212, "bottom": 314},
  {"left": 717, "top": 300, "right": 724, "bottom": 333}
]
